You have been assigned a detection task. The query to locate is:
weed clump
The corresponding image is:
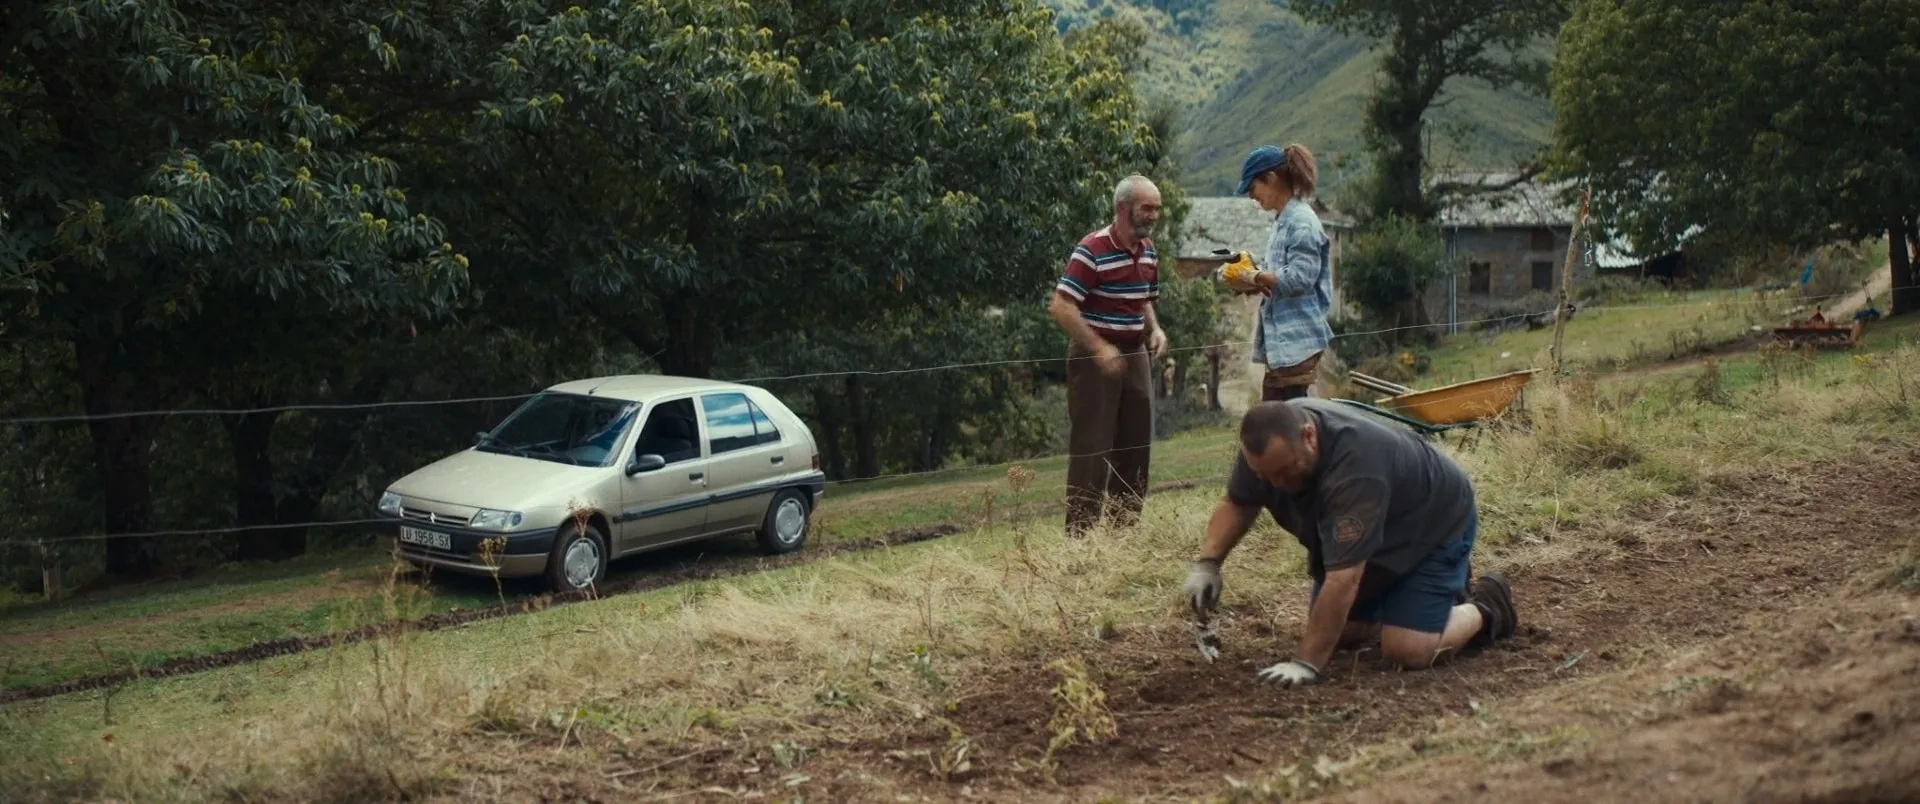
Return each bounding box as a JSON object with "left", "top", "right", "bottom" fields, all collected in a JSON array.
[
  {"left": 1884, "top": 551, "right": 1920, "bottom": 594},
  {"left": 1043, "top": 655, "right": 1117, "bottom": 768}
]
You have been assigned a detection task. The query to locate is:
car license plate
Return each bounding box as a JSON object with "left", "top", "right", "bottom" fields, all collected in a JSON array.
[{"left": 399, "top": 526, "right": 451, "bottom": 551}]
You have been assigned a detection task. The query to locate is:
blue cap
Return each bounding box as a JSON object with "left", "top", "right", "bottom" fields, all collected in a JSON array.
[{"left": 1234, "top": 145, "right": 1287, "bottom": 196}]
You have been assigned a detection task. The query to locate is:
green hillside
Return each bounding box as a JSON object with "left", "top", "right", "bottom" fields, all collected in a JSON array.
[{"left": 1044, "top": 0, "right": 1556, "bottom": 197}]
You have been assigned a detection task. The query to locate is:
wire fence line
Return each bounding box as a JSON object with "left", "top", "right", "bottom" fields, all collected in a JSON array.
[
  {"left": 0, "top": 284, "right": 1896, "bottom": 427},
  {"left": 2, "top": 434, "right": 1246, "bottom": 547}
]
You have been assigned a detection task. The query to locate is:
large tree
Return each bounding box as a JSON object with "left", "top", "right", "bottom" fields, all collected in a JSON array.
[
  {"left": 1, "top": 0, "right": 469, "bottom": 577},
  {"left": 462, "top": 0, "right": 1165, "bottom": 377},
  {"left": 1288, "top": 0, "right": 1569, "bottom": 222},
  {"left": 1551, "top": 0, "right": 1920, "bottom": 314}
]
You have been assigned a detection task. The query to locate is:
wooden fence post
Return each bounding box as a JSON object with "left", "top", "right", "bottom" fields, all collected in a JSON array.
[
  {"left": 40, "top": 539, "right": 61, "bottom": 602},
  {"left": 1551, "top": 187, "right": 1594, "bottom": 383}
]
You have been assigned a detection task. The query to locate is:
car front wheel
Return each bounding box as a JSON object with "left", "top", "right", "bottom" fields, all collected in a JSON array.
[
  {"left": 545, "top": 522, "right": 608, "bottom": 593},
  {"left": 756, "top": 489, "right": 811, "bottom": 555}
]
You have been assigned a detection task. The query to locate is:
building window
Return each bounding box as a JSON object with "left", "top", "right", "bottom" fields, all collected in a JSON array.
[
  {"left": 1532, "top": 261, "right": 1554, "bottom": 291},
  {"left": 1531, "top": 228, "right": 1556, "bottom": 252},
  {"left": 1469, "top": 262, "right": 1491, "bottom": 294}
]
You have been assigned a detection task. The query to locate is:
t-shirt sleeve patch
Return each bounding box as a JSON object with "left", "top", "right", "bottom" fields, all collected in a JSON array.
[
  {"left": 1318, "top": 476, "right": 1388, "bottom": 569},
  {"left": 1335, "top": 515, "right": 1365, "bottom": 545}
]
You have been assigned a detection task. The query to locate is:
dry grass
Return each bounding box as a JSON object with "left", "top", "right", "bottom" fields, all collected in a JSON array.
[{"left": 4, "top": 341, "right": 1919, "bottom": 801}]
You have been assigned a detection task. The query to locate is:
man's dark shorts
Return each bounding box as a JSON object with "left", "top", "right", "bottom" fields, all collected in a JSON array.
[{"left": 1311, "top": 513, "right": 1477, "bottom": 634}]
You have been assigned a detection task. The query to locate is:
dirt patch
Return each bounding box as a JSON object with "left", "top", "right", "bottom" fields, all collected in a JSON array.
[
  {"left": 1335, "top": 582, "right": 1920, "bottom": 803},
  {"left": 476, "top": 446, "right": 1920, "bottom": 802}
]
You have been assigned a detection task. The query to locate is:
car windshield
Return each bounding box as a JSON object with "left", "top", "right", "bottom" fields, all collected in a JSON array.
[{"left": 478, "top": 393, "right": 639, "bottom": 467}]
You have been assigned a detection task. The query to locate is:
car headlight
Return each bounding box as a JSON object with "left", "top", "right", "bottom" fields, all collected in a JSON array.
[
  {"left": 470, "top": 509, "right": 524, "bottom": 531},
  {"left": 378, "top": 491, "right": 403, "bottom": 516}
]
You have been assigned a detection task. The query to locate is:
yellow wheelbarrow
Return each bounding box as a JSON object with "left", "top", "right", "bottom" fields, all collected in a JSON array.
[{"left": 1338, "top": 369, "right": 1540, "bottom": 435}]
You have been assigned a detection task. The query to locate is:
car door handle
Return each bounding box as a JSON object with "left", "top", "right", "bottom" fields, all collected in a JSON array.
[
  {"left": 689, "top": 472, "right": 705, "bottom": 482},
  {"left": 770, "top": 456, "right": 784, "bottom": 465}
]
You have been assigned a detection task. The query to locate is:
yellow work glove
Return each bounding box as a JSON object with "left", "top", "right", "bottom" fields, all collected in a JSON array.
[{"left": 1218, "top": 251, "right": 1261, "bottom": 293}]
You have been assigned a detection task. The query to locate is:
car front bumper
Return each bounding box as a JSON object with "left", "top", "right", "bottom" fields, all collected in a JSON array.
[{"left": 377, "top": 515, "right": 558, "bottom": 579}]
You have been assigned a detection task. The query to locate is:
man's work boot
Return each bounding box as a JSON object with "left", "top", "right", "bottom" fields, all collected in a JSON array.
[{"left": 1467, "top": 573, "right": 1517, "bottom": 649}]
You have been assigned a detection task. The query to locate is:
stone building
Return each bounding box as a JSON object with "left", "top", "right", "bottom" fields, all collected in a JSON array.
[
  {"left": 1174, "top": 176, "right": 1599, "bottom": 335},
  {"left": 1426, "top": 172, "right": 1592, "bottom": 330}
]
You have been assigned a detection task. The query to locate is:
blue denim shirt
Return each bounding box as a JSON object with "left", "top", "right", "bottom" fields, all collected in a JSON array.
[{"left": 1251, "top": 198, "right": 1334, "bottom": 370}]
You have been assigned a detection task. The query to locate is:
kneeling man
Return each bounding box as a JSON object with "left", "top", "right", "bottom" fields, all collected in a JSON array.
[{"left": 1183, "top": 399, "right": 1518, "bottom": 685}]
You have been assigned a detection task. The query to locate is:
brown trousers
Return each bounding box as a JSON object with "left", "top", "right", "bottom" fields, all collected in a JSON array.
[
  {"left": 1065, "top": 338, "right": 1153, "bottom": 536},
  {"left": 1260, "top": 351, "right": 1322, "bottom": 402}
]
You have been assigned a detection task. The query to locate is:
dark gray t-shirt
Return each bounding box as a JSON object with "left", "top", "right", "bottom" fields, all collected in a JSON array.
[{"left": 1226, "top": 399, "right": 1476, "bottom": 595}]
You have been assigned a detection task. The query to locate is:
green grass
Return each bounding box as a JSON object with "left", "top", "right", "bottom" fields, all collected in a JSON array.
[
  {"left": 1418, "top": 288, "right": 1789, "bottom": 386},
  {"left": 8, "top": 313, "right": 1920, "bottom": 802},
  {"left": 0, "top": 426, "right": 1237, "bottom": 693}
]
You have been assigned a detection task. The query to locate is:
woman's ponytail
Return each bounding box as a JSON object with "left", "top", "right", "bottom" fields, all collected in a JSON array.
[{"left": 1281, "top": 144, "right": 1318, "bottom": 198}]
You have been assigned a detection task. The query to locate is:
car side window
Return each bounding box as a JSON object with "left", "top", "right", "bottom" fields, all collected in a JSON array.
[
  {"left": 632, "top": 398, "right": 701, "bottom": 465},
  {"left": 701, "top": 393, "right": 761, "bottom": 455},
  {"left": 747, "top": 397, "right": 781, "bottom": 446}
]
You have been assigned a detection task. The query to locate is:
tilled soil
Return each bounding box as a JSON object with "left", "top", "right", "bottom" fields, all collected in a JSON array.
[{"left": 461, "top": 444, "right": 1920, "bottom": 802}]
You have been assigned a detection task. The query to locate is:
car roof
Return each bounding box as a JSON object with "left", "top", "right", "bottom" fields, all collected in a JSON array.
[{"left": 540, "top": 374, "right": 764, "bottom": 404}]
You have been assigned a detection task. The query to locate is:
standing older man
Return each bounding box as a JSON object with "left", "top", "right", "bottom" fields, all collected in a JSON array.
[
  {"left": 1182, "top": 399, "right": 1518, "bottom": 685},
  {"left": 1049, "top": 174, "right": 1169, "bottom": 536}
]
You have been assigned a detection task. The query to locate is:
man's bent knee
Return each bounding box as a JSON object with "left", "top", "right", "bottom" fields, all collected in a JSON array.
[{"left": 1378, "top": 626, "right": 1448, "bottom": 668}]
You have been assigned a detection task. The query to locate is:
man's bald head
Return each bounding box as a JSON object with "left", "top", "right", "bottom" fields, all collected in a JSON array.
[{"left": 1239, "top": 401, "right": 1319, "bottom": 492}]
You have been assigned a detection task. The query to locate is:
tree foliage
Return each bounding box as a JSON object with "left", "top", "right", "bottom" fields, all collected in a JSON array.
[
  {"left": 2, "top": 0, "right": 473, "bottom": 577},
  {"left": 1336, "top": 214, "right": 1455, "bottom": 343},
  {"left": 1550, "top": 0, "right": 1920, "bottom": 313},
  {"left": 0, "top": 0, "right": 1188, "bottom": 584},
  {"left": 1288, "top": 0, "right": 1568, "bottom": 222}
]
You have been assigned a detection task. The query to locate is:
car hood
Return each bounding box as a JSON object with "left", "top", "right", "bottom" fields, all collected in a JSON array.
[{"left": 388, "top": 448, "right": 607, "bottom": 512}]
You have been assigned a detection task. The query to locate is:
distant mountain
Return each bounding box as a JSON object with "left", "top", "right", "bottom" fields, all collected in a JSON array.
[{"left": 1044, "top": 0, "right": 1556, "bottom": 199}]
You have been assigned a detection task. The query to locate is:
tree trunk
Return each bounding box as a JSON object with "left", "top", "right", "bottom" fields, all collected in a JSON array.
[
  {"left": 1391, "top": 294, "right": 1434, "bottom": 345},
  {"left": 224, "top": 409, "right": 297, "bottom": 562},
  {"left": 811, "top": 388, "right": 846, "bottom": 479},
  {"left": 846, "top": 375, "right": 879, "bottom": 478},
  {"left": 657, "top": 301, "right": 720, "bottom": 377},
  {"left": 921, "top": 409, "right": 955, "bottom": 472},
  {"left": 1206, "top": 347, "right": 1222, "bottom": 411},
  {"left": 1893, "top": 217, "right": 1918, "bottom": 317},
  {"left": 75, "top": 336, "right": 166, "bottom": 579},
  {"left": 273, "top": 372, "right": 389, "bottom": 547},
  {"left": 1366, "top": 49, "right": 1435, "bottom": 221},
  {"left": 1172, "top": 356, "right": 1190, "bottom": 398}
]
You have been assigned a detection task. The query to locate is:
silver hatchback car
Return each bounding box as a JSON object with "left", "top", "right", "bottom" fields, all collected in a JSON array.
[{"left": 375, "top": 375, "right": 825, "bottom": 592}]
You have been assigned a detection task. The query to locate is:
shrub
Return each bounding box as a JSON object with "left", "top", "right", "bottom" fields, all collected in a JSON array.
[{"left": 1336, "top": 215, "right": 1459, "bottom": 338}]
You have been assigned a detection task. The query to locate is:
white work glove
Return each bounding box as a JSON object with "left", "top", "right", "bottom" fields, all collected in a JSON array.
[
  {"left": 1183, "top": 558, "right": 1222, "bottom": 615},
  {"left": 1256, "top": 659, "right": 1321, "bottom": 686},
  {"left": 1216, "top": 251, "right": 1262, "bottom": 294}
]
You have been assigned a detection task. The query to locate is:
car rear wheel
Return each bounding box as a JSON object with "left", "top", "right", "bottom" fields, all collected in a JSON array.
[
  {"left": 756, "top": 489, "right": 810, "bottom": 555},
  {"left": 545, "top": 521, "right": 608, "bottom": 593}
]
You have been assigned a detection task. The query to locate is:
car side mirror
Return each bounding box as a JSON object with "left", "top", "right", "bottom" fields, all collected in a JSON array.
[
  {"left": 474, "top": 431, "right": 490, "bottom": 446},
  {"left": 627, "top": 453, "right": 667, "bottom": 476}
]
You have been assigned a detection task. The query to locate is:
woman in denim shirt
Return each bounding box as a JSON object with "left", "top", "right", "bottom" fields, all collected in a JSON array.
[{"left": 1231, "top": 144, "right": 1334, "bottom": 401}]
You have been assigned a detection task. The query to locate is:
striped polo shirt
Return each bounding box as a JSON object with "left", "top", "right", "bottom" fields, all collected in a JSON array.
[{"left": 1054, "top": 226, "right": 1160, "bottom": 345}]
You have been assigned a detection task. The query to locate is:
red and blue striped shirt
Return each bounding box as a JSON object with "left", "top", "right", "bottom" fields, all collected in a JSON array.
[{"left": 1054, "top": 226, "right": 1159, "bottom": 346}]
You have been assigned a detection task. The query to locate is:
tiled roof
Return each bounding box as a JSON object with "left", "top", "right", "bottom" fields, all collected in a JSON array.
[
  {"left": 1433, "top": 172, "right": 1580, "bottom": 229},
  {"left": 1177, "top": 197, "right": 1275, "bottom": 257},
  {"left": 1175, "top": 197, "right": 1354, "bottom": 257}
]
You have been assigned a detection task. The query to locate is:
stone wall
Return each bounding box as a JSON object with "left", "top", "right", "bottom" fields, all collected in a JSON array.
[{"left": 1420, "top": 225, "right": 1589, "bottom": 324}]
